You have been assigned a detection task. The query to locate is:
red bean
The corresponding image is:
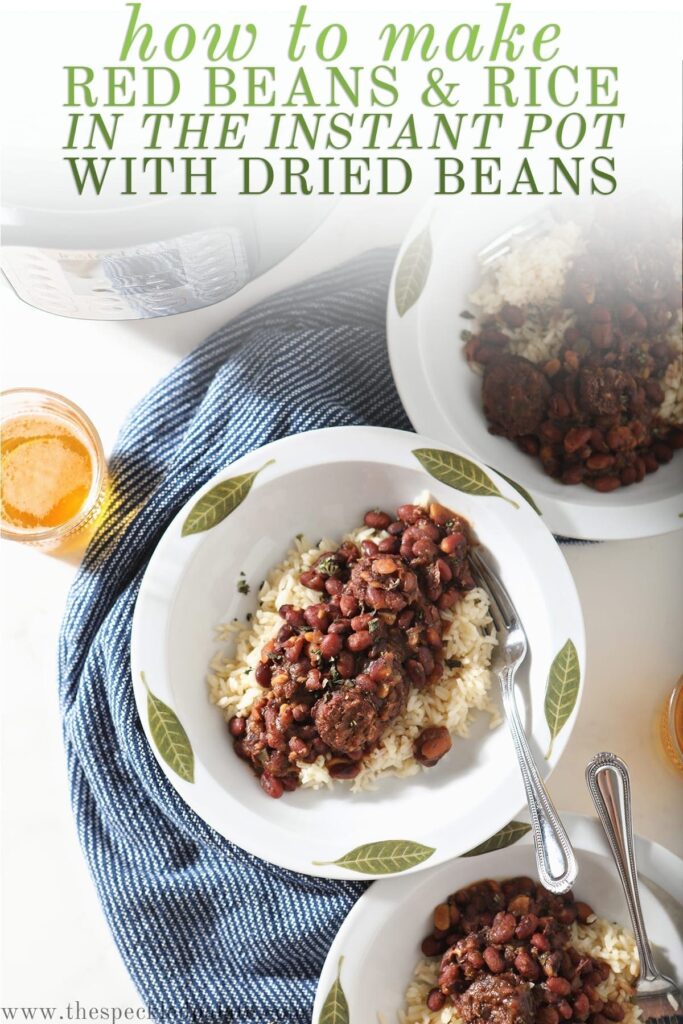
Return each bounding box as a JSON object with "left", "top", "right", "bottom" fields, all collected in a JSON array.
[
  {"left": 328, "top": 618, "right": 352, "bottom": 635},
  {"left": 421, "top": 936, "right": 444, "bottom": 957},
  {"left": 426, "top": 989, "right": 446, "bottom": 1012},
  {"left": 531, "top": 932, "right": 550, "bottom": 952},
  {"left": 350, "top": 614, "right": 372, "bottom": 632},
  {"left": 324, "top": 578, "right": 343, "bottom": 597},
  {"left": 397, "top": 503, "right": 423, "bottom": 524},
  {"left": 347, "top": 631, "right": 373, "bottom": 653},
  {"left": 416, "top": 726, "right": 452, "bottom": 765},
  {"left": 564, "top": 427, "right": 593, "bottom": 454},
  {"left": 490, "top": 912, "right": 516, "bottom": 944},
  {"left": 328, "top": 759, "right": 361, "bottom": 780},
  {"left": 561, "top": 465, "right": 584, "bottom": 486},
  {"left": 228, "top": 716, "right": 246, "bottom": 737},
  {"left": 303, "top": 605, "right": 331, "bottom": 631},
  {"left": 279, "top": 604, "right": 306, "bottom": 628},
  {"left": 320, "top": 633, "right": 342, "bottom": 659},
  {"left": 438, "top": 588, "right": 460, "bottom": 610},
  {"left": 377, "top": 537, "right": 399, "bottom": 553},
  {"left": 592, "top": 475, "right": 622, "bottom": 493},
  {"left": 407, "top": 659, "right": 426, "bottom": 688},
  {"left": 339, "top": 594, "right": 360, "bottom": 617},
  {"left": 574, "top": 994, "right": 590, "bottom": 1019},
  {"left": 255, "top": 662, "right": 272, "bottom": 687},
  {"left": 575, "top": 902, "right": 594, "bottom": 924},
  {"left": 483, "top": 946, "right": 505, "bottom": 973},
  {"left": 284, "top": 636, "right": 305, "bottom": 663},
  {"left": 363, "top": 509, "right": 392, "bottom": 530},
  {"left": 602, "top": 1003, "right": 625, "bottom": 1021},
  {"left": 361, "top": 539, "right": 379, "bottom": 557},
  {"left": 586, "top": 453, "right": 614, "bottom": 471},
  {"left": 259, "top": 772, "right": 284, "bottom": 798},
  {"left": 440, "top": 533, "right": 462, "bottom": 555},
  {"left": 436, "top": 558, "right": 453, "bottom": 583},
  {"left": 515, "top": 913, "right": 539, "bottom": 939},
  {"left": 515, "top": 950, "right": 540, "bottom": 979},
  {"left": 546, "top": 977, "right": 571, "bottom": 997},
  {"left": 433, "top": 903, "right": 451, "bottom": 931},
  {"left": 336, "top": 651, "right": 355, "bottom": 678},
  {"left": 517, "top": 434, "right": 540, "bottom": 456},
  {"left": 413, "top": 538, "right": 438, "bottom": 559},
  {"left": 299, "top": 570, "right": 325, "bottom": 591},
  {"left": 305, "top": 669, "right": 323, "bottom": 692}
]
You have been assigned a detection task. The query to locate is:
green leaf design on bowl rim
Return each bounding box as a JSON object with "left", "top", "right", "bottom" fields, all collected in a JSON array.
[
  {"left": 318, "top": 956, "right": 349, "bottom": 1024},
  {"left": 413, "top": 448, "right": 518, "bottom": 508},
  {"left": 489, "top": 468, "right": 542, "bottom": 515},
  {"left": 141, "top": 672, "right": 194, "bottom": 783},
  {"left": 313, "top": 839, "right": 435, "bottom": 875},
  {"left": 395, "top": 226, "right": 432, "bottom": 317},
  {"left": 181, "top": 460, "right": 275, "bottom": 536},
  {"left": 461, "top": 820, "right": 531, "bottom": 857},
  {"left": 544, "top": 639, "right": 581, "bottom": 759}
]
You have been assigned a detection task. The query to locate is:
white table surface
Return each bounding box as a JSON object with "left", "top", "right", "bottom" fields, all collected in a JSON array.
[{"left": 1, "top": 203, "right": 682, "bottom": 1010}]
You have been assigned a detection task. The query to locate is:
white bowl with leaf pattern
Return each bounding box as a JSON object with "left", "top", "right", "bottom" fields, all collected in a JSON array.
[
  {"left": 130, "top": 425, "right": 585, "bottom": 879},
  {"left": 387, "top": 201, "right": 683, "bottom": 541},
  {"left": 312, "top": 812, "right": 683, "bottom": 1023}
]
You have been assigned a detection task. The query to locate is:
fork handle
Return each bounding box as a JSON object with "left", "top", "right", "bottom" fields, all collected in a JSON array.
[
  {"left": 585, "top": 752, "right": 659, "bottom": 981},
  {"left": 502, "top": 683, "right": 577, "bottom": 894}
]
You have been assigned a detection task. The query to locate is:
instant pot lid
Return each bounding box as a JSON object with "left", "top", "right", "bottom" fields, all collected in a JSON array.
[{"left": 1, "top": 146, "right": 334, "bottom": 253}]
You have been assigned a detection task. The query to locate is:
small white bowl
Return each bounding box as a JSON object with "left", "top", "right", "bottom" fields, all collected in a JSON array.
[
  {"left": 130, "top": 425, "right": 585, "bottom": 879},
  {"left": 313, "top": 812, "right": 683, "bottom": 1023},
  {"left": 387, "top": 202, "right": 683, "bottom": 541}
]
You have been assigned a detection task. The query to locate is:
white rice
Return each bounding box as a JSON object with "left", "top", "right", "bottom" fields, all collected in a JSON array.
[
  {"left": 207, "top": 512, "right": 499, "bottom": 792},
  {"left": 466, "top": 222, "right": 683, "bottom": 426},
  {"left": 469, "top": 222, "right": 584, "bottom": 315},
  {"left": 400, "top": 917, "right": 640, "bottom": 1024}
]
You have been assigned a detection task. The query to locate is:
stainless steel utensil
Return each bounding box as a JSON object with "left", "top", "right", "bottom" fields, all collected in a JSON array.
[
  {"left": 469, "top": 547, "right": 577, "bottom": 894},
  {"left": 477, "top": 209, "right": 560, "bottom": 267},
  {"left": 586, "top": 752, "right": 682, "bottom": 1024}
]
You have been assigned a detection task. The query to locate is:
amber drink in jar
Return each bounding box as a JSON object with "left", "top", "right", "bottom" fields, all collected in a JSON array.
[
  {"left": 659, "top": 676, "right": 683, "bottom": 775},
  {"left": 1, "top": 388, "right": 107, "bottom": 552}
]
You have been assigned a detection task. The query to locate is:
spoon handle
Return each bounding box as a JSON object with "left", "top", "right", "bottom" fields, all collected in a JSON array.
[
  {"left": 585, "top": 752, "right": 659, "bottom": 981},
  {"left": 501, "top": 678, "right": 577, "bottom": 894}
]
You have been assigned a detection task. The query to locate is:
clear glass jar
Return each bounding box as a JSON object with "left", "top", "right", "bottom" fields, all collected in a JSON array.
[
  {"left": 1, "top": 388, "right": 108, "bottom": 551},
  {"left": 659, "top": 676, "right": 683, "bottom": 775}
]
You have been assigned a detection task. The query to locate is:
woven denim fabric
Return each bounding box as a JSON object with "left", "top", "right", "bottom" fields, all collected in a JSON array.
[{"left": 58, "top": 249, "right": 412, "bottom": 1024}]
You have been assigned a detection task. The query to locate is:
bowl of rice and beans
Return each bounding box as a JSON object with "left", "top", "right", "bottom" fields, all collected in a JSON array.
[{"left": 131, "top": 426, "right": 584, "bottom": 878}]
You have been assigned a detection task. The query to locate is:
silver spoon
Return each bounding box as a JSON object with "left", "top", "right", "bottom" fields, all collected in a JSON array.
[{"left": 586, "top": 752, "right": 682, "bottom": 1024}]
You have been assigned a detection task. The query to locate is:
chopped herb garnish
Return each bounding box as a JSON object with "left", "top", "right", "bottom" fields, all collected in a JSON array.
[
  {"left": 316, "top": 555, "right": 339, "bottom": 577},
  {"left": 368, "top": 617, "right": 381, "bottom": 635},
  {"left": 246, "top": 613, "right": 252, "bottom": 622},
  {"left": 295, "top": 533, "right": 304, "bottom": 542},
  {"left": 446, "top": 657, "right": 462, "bottom": 669},
  {"left": 461, "top": 329, "right": 474, "bottom": 342},
  {"left": 460, "top": 309, "right": 475, "bottom": 319},
  {"left": 237, "top": 578, "right": 250, "bottom": 595}
]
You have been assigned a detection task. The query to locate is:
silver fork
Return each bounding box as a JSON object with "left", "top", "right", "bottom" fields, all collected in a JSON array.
[
  {"left": 586, "top": 752, "right": 682, "bottom": 1024},
  {"left": 478, "top": 208, "right": 560, "bottom": 267},
  {"left": 470, "top": 548, "right": 578, "bottom": 894}
]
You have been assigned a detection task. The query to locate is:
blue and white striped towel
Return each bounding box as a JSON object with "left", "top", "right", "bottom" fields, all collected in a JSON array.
[{"left": 58, "top": 249, "right": 412, "bottom": 1024}]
